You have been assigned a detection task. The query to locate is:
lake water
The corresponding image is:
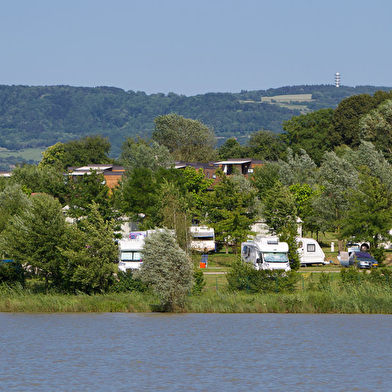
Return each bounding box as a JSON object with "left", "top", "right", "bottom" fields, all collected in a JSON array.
[{"left": 0, "top": 313, "right": 391, "bottom": 391}]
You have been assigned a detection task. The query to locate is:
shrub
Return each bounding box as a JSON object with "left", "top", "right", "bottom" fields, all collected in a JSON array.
[
  {"left": 110, "top": 270, "right": 148, "bottom": 293},
  {"left": 0, "top": 260, "right": 25, "bottom": 286}
]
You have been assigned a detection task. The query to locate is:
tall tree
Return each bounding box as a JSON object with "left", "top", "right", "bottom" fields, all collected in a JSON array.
[
  {"left": 0, "top": 194, "right": 68, "bottom": 291},
  {"left": 360, "top": 99, "right": 392, "bottom": 161},
  {"left": 340, "top": 170, "right": 392, "bottom": 252},
  {"left": 60, "top": 202, "right": 118, "bottom": 294},
  {"left": 152, "top": 114, "right": 216, "bottom": 162},
  {"left": 120, "top": 138, "right": 173, "bottom": 172},
  {"left": 246, "top": 129, "right": 286, "bottom": 161},
  {"left": 39, "top": 135, "right": 113, "bottom": 170},
  {"left": 138, "top": 228, "right": 194, "bottom": 311},
  {"left": 281, "top": 109, "right": 336, "bottom": 165}
]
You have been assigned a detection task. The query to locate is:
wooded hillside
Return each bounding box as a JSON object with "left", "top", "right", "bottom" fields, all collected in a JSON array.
[{"left": 0, "top": 84, "right": 391, "bottom": 162}]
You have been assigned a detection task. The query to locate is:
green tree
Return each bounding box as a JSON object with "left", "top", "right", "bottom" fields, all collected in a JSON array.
[
  {"left": 281, "top": 109, "right": 336, "bottom": 165},
  {"left": 138, "top": 228, "right": 194, "bottom": 311},
  {"left": 120, "top": 138, "right": 173, "bottom": 172},
  {"left": 251, "top": 162, "right": 281, "bottom": 197},
  {"left": 203, "top": 171, "right": 258, "bottom": 253},
  {"left": 340, "top": 170, "right": 392, "bottom": 251},
  {"left": 218, "top": 138, "right": 245, "bottom": 159},
  {"left": 66, "top": 170, "right": 113, "bottom": 222},
  {"left": 0, "top": 194, "right": 68, "bottom": 291},
  {"left": 10, "top": 164, "right": 68, "bottom": 204},
  {"left": 332, "top": 93, "right": 376, "bottom": 148},
  {"left": 152, "top": 114, "right": 216, "bottom": 162},
  {"left": 39, "top": 135, "right": 113, "bottom": 171},
  {"left": 246, "top": 130, "right": 286, "bottom": 161},
  {"left": 60, "top": 203, "right": 118, "bottom": 294},
  {"left": 262, "top": 181, "right": 297, "bottom": 234},
  {"left": 0, "top": 184, "right": 32, "bottom": 235},
  {"left": 360, "top": 99, "right": 392, "bottom": 161}
]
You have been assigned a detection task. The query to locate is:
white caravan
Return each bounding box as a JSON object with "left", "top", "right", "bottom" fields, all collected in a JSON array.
[
  {"left": 190, "top": 226, "right": 215, "bottom": 252},
  {"left": 297, "top": 237, "right": 328, "bottom": 266},
  {"left": 118, "top": 231, "right": 146, "bottom": 272},
  {"left": 241, "top": 236, "right": 291, "bottom": 272}
]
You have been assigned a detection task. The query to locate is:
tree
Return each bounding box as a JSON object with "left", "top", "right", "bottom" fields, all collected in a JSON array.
[
  {"left": 339, "top": 170, "right": 392, "bottom": 252},
  {"left": 0, "top": 194, "right": 68, "bottom": 291},
  {"left": 246, "top": 130, "right": 285, "bottom": 161},
  {"left": 138, "top": 228, "right": 194, "bottom": 311},
  {"left": 152, "top": 114, "right": 216, "bottom": 162},
  {"left": 0, "top": 184, "right": 32, "bottom": 235},
  {"left": 262, "top": 181, "right": 300, "bottom": 270},
  {"left": 120, "top": 138, "right": 173, "bottom": 172},
  {"left": 218, "top": 138, "right": 245, "bottom": 159},
  {"left": 313, "top": 151, "right": 358, "bottom": 249},
  {"left": 203, "top": 171, "right": 258, "bottom": 253},
  {"left": 60, "top": 203, "right": 118, "bottom": 294},
  {"left": 66, "top": 170, "right": 114, "bottom": 222},
  {"left": 39, "top": 135, "right": 113, "bottom": 171},
  {"left": 10, "top": 164, "right": 68, "bottom": 204},
  {"left": 251, "top": 162, "right": 281, "bottom": 197},
  {"left": 332, "top": 94, "right": 376, "bottom": 148},
  {"left": 281, "top": 109, "right": 336, "bottom": 165},
  {"left": 262, "top": 181, "right": 297, "bottom": 235},
  {"left": 360, "top": 99, "right": 392, "bottom": 161},
  {"left": 279, "top": 148, "right": 317, "bottom": 186}
]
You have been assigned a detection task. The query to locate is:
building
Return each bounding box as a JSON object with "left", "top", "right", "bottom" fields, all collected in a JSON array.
[{"left": 66, "top": 165, "right": 125, "bottom": 189}]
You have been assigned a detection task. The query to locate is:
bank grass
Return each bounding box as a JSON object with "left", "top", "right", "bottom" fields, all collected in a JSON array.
[{"left": 1, "top": 280, "right": 392, "bottom": 314}]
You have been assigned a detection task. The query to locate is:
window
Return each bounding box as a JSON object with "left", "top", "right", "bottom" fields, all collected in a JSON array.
[{"left": 307, "top": 244, "right": 316, "bottom": 252}]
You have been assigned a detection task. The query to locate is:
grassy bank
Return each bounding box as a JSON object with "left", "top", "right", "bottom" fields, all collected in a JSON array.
[{"left": 1, "top": 282, "right": 392, "bottom": 314}]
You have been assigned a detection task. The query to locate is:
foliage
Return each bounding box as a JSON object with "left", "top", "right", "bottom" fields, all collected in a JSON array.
[
  {"left": 339, "top": 170, "right": 392, "bottom": 249},
  {"left": 66, "top": 169, "right": 114, "bottom": 221},
  {"left": 109, "top": 270, "right": 149, "bottom": 293},
  {"left": 262, "top": 181, "right": 297, "bottom": 234},
  {"left": 152, "top": 113, "right": 217, "bottom": 162},
  {"left": 10, "top": 164, "right": 68, "bottom": 204},
  {"left": 203, "top": 171, "right": 258, "bottom": 253},
  {"left": 0, "top": 193, "right": 68, "bottom": 292},
  {"left": 192, "top": 269, "right": 206, "bottom": 295},
  {"left": 120, "top": 137, "right": 173, "bottom": 172},
  {"left": 227, "top": 259, "right": 299, "bottom": 293},
  {"left": 0, "top": 184, "right": 32, "bottom": 234},
  {"left": 1, "top": 84, "right": 391, "bottom": 164},
  {"left": 0, "top": 261, "right": 25, "bottom": 286},
  {"left": 138, "top": 228, "right": 194, "bottom": 311},
  {"left": 60, "top": 203, "right": 118, "bottom": 294},
  {"left": 360, "top": 99, "right": 392, "bottom": 161},
  {"left": 282, "top": 109, "right": 336, "bottom": 165},
  {"left": 251, "top": 162, "right": 281, "bottom": 196},
  {"left": 218, "top": 138, "right": 245, "bottom": 159},
  {"left": 246, "top": 130, "right": 286, "bottom": 161},
  {"left": 39, "top": 135, "right": 113, "bottom": 170}
]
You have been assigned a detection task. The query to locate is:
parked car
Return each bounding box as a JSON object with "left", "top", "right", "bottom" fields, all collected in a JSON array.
[{"left": 349, "top": 252, "right": 378, "bottom": 269}]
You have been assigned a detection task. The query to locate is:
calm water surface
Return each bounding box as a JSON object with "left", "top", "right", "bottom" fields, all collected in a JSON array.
[{"left": 0, "top": 313, "right": 391, "bottom": 391}]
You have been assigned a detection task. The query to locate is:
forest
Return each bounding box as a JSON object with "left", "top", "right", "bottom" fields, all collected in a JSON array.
[{"left": 0, "top": 83, "right": 391, "bottom": 168}]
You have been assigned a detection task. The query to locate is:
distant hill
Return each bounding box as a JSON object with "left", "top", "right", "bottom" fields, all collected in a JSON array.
[{"left": 0, "top": 84, "right": 391, "bottom": 167}]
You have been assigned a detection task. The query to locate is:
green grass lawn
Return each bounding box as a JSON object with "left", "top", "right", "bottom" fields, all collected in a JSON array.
[{"left": 0, "top": 147, "right": 44, "bottom": 162}]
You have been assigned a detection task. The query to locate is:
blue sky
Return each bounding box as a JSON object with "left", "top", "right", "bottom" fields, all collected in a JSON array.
[{"left": 1, "top": 0, "right": 391, "bottom": 96}]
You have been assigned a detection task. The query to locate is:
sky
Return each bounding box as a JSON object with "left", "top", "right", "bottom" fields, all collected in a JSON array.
[{"left": 1, "top": 0, "right": 392, "bottom": 96}]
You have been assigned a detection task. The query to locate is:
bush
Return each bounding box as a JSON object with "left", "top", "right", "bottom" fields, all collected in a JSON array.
[
  {"left": 110, "top": 270, "right": 148, "bottom": 293},
  {"left": 0, "top": 260, "right": 25, "bottom": 286},
  {"left": 192, "top": 270, "right": 206, "bottom": 295},
  {"left": 227, "top": 260, "right": 299, "bottom": 293}
]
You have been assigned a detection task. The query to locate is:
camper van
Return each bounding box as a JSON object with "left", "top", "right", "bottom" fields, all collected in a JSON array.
[
  {"left": 189, "top": 226, "right": 215, "bottom": 252},
  {"left": 297, "top": 237, "right": 327, "bottom": 266},
  {"left": 118, "top": 231, "right": 146, "bottom": 272},
  {"left": 241, "top": 236, "right": 291, "bottom": 272}
]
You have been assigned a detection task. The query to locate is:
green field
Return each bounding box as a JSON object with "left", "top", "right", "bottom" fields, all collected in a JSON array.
[{"left": 0, "top": 147, "right": 44, "bottom": 162}]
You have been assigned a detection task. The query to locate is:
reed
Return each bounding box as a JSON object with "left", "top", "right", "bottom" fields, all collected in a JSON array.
[{"left": 1, "top": 281, "right": 391, "bottom": 314}]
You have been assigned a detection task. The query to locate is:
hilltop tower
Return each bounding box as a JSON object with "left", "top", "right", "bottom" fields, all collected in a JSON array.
[{"left": 335, "top": 72, "right": 340, "bottom": 88}]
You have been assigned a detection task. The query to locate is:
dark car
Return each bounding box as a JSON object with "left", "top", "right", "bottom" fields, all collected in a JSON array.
[{"left": 349, "top": 252, "right": 378, "bottom": 269}]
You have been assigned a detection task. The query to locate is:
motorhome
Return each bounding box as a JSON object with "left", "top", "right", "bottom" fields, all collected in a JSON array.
[
  {"left": 189, "top": 226, "right": 215, "bottom": 252},
  {"left": 241, "top": 236, "right": 291, "bottom": 272},
  {"left": 118, "top": 231, "right": 146, "bottom": 272},
  {"left": 297, "top": 237, "right": 328, "bottom": 266}
]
